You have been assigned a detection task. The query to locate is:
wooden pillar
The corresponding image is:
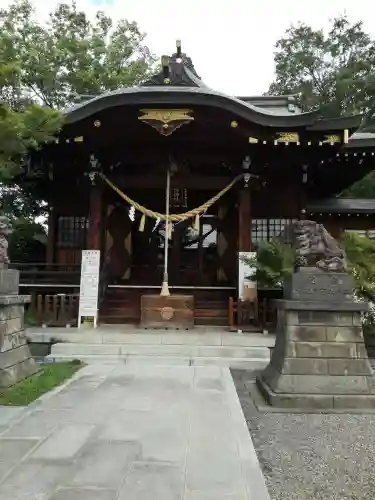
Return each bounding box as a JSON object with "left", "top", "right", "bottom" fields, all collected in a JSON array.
[
  {"left": 238, "top": 187, "right": 252, "bottom": 252},
  {"left": 86, "top": 185, "right": 102, "bottom": 250},
  {"left": 46, "top": 207, "right": 56, "bottom": 264}
]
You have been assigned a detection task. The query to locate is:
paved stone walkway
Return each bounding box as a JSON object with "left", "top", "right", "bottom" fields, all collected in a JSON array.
[{"left": 0, "top": 364, "right": 269, "bottom": 500}]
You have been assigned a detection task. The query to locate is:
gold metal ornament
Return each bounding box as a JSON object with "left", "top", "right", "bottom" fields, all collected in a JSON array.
[
  {"left": 275, "top": 132, "right": 299, "bottom": 143},
  {"left": 323, "top": 135, "right": 340, "bottom": 144},
  {"left": 138, "top": 109, "right": 194, "bottom": 136}
]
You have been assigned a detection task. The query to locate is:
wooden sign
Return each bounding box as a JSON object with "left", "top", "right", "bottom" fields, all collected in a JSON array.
[{"left": 78, "top": 250, "right": 100, "bottom": 328}]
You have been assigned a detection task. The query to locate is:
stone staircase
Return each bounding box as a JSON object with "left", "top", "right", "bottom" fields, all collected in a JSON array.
[{"left": 27, "top": 326, "right": 274, "bottom": 369}]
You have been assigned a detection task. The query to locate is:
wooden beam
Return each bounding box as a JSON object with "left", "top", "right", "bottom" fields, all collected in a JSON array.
[
  {"left": 108, "top": 174, "right": 234, "bottom": 190},
  {"left": 238, "top": 187, "right": 252, "bottom": 252},
  {"left": 86, "top": 185, "right": 102, "bottom": 250},
  {"left": 47, "top": 207, "right": 56, "bottom": 264}
]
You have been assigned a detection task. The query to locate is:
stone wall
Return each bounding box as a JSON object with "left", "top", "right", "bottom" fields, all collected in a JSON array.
[{"left": 0, "top": 271, "right": 39, "bottom": 388}]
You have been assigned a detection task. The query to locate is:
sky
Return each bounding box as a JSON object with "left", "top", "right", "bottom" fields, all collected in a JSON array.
[{"left": 4, "top": 0, "right": 375, "bottom": 96}]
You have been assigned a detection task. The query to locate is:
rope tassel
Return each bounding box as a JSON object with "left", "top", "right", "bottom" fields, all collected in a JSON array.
[
  {"left": 194, "top": 214, "right": 200, "bottom": 233},
  {"left": 167, "top": 222, "right": 173, "bottom": 239},
  {"left": 139, "top": 214, "right": 146, "bottom": 232}
]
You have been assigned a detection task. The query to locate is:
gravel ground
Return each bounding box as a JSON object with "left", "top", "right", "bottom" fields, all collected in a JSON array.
[{"left": 232, "top": 369, "right": 375, "bottom": 500}]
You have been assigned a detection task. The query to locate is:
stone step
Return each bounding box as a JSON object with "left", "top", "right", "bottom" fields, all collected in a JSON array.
[
  {"left": 50, "top": 342, "right": 271, "bottom": 360},
  {"left": 46, "top": 353, "right": 268, "bottom": 370},
  {"left": 26, "top": 328, "right": 275, "bottom": 348}
]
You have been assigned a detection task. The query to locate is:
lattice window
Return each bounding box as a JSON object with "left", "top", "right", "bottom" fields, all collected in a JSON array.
[
  {"left": 251, "top": 218, "right": 296, "bottom": 243},
  {"left": 56, "top": 216, "right": 88, "bottom": 248}
]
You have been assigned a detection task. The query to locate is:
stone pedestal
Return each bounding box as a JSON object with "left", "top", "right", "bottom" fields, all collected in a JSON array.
[
  {"left": 0, "top": 269, "right": 39, "bottom": 388},
  {"left": 257, "top": 269, "right": 375, "bottom": 410}
]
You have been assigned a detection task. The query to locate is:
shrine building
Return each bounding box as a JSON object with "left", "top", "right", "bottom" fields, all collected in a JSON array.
[{"left": 18, "top": 41, "right": 375, "bottom": 329}]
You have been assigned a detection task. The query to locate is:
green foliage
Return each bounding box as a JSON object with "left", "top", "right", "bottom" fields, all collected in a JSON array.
[
  {"left": 0, "top": 63, "right": 62, "bottom": 177},
  {"left": 268, "top": 15, "right": 375, "bottom": 129},
  {"left": 8, "top": 217, "right": 47, "bottom": 262},
  {"left": 340, "top": 231, "right": 375, "bottom": 302},
  {"left": 243, "top": 233, "right": 375, "bottom": 302},
  {"left": 0, "top": 361, "right": 83, "bottom": 406},
  {"left": 0, "top": 0, "right": 156, "bottom": 110},
  {"left": 0, "top": 0, "right": 156, "bottom": 212},
  {"left": 339, "top": 170, "right": 375, "bottom": 198},
  {"left": 241, "top": 240, "right": 295, "bottom": 289}
]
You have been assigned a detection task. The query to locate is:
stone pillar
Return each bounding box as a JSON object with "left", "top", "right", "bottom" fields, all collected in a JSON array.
[
  {"left": 257, "top": 269, "right": 375, "bottom": 410},
  {"left": 238, "top": 187, "right": 251, "bottom": 252},
  {"left": 87, "top": 185, "right": 102, "bottom": 250},
  {"left": 0, "top": 269, "right": 39, "bottom": 388}
]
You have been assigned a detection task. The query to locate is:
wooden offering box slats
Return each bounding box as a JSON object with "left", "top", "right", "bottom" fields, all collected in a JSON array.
[{"left": 140, "top": 294, "right": 194, "bottom": 329}]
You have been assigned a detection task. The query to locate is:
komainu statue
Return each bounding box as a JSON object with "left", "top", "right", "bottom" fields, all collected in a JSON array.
[
  {"left": 0, "top": 216, "right": 12, "bottom": 268},
  {"left": 286, "top": 220, "right": 346, "bottom": 272}
]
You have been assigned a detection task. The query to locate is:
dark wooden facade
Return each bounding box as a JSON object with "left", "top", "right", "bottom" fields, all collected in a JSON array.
[{"left": 20, "top": 42, "right": 375, "bottom": 327}]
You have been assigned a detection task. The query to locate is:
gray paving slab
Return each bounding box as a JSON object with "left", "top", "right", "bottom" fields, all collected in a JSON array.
[
  {"left": 66, "top": 441, "right": 140, "bottom": 489},
  {"left": 50, "top": 488, "right": 118, "bottom": 500},
  {"left": 0, "top": 406, "right": 24, "bottom": 433},
  {"left": 30, "top": 423, "right": 95, "bottom": 460},
  {"left": 0, "top": 461, "right": 17, "bottom": 483},
  {"left": 118, "top": 462, "right": 184, "bottom": 500},
  {"left": 1, "top": 409, "right": 70, "bottom": 438},
  {"left": 0, "top": 462, "right": 71, "bottom": 500},
  {"left": 0, "top": 363, "right": 270, "bottom": 500},
  {"left": 0, "top": 438, "right": 39, "bottom": 461}
]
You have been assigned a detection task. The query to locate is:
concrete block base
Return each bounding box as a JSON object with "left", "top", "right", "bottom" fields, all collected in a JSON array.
[
  {"left": 247, "top": 378, "right": 375, "bottom": 414},
  {"left": 256, "top": 271, "right": 375, "bottom": 412},
  {"left": 0, "top": 289, "right": 38, "bottom": 388}
]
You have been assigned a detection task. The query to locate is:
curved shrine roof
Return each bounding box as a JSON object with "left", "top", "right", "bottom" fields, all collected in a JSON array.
[{"left": 63, "top": 41, "right": 362, "bottom": 133}]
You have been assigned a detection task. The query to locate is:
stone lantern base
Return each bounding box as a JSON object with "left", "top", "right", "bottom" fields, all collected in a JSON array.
[{"left": 257, "top": 270, "right": 375, "bottom": 410}]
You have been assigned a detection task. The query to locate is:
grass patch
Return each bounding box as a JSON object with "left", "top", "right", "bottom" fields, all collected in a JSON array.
[{"left": 0, "top": 360, "right": 84, "bottom": 406}]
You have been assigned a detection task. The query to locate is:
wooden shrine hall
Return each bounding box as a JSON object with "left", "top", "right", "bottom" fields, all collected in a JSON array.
[{"left": 18, "top": 41, "right": 375, "bottom": 328}]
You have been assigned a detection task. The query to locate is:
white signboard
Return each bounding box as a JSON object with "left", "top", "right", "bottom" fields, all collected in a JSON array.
[
  {"left": 238, "top": 252, "right": 257, "bottom": 300},
  {"left": 78, "top": 250, "right": 100, "bottom": 328}
]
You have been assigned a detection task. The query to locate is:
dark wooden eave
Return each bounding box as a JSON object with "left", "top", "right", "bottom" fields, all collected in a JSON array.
[
  {"left": 63, "top": 86, "right": 362, "bottom": 132},
  {"left": 307, "top": 198, "right": 375, "bottom": 214},
  {"left": 345, "top": 132, "right": 375, "bottom": 148}
]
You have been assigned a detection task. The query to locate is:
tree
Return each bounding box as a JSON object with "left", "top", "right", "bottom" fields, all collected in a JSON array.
[
  {"left": 0, "top": 30, "right": 62, "bottom": 178},
  {"left": 8, "top": 218, "right": 47, "bottom": 262},
  {"left": 0, "top": 0, "right": 156, "bottom": 110},
  {"left": 268, "top": 15, "right": 375, "bottom": 129},
  {"left": 0, "top": 0, "right": 157, "bottom": 256}
]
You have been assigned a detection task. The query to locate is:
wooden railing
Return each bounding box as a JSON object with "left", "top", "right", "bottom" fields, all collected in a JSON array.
[
  {"left": 10, "top": 263, "right": 80, "bottom": 285},
  {"left": 27, "top": 293, "right": 79, "bottom": 327},
  {"left": 228, "top": 296, "right": 277, "bottom": 332}
]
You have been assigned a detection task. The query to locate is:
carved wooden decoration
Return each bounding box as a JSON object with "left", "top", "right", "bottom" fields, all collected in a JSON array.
[
  {"left": 275, "top": 132, "right": 300, "bottom": 143},
  {"left": 323, "top": 134, "right": 341, "bottom": 144},
  {"left": 138, "top": 109, "right": 194, "bottom": 136}
]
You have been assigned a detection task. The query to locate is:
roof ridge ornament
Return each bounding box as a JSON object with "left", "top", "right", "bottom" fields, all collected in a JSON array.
[{"left": 141, "top": 40, "right": 202, "bottom": 87}]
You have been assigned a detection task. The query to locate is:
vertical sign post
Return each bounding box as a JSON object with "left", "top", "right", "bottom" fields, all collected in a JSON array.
[{"left": 78, "top": 250, "right": 100, "bottom": 328}]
